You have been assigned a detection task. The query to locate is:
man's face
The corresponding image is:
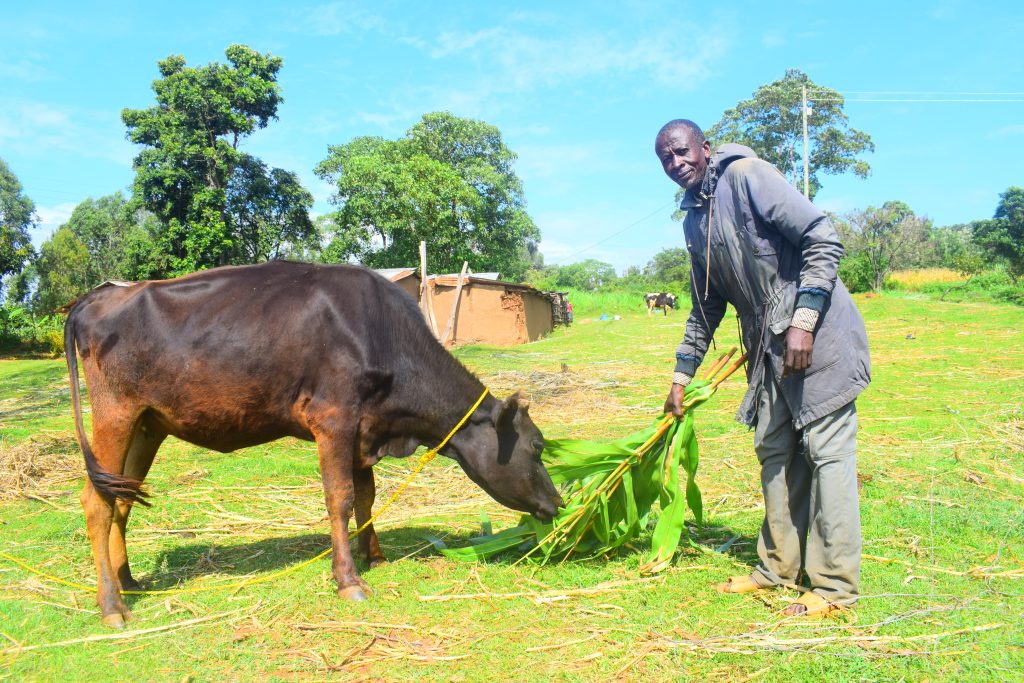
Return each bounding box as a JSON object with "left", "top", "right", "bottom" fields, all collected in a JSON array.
[{"left": 655, "top": 127, "right": 711, "bottom": 191}]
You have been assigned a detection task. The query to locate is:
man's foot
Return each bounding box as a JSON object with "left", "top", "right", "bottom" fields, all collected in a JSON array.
[
  {"left": 715, "top": 574, "right": 764, "bottom": 594},
  {"left": 782, "top": 591, "right": 840, "bottom": 618}
]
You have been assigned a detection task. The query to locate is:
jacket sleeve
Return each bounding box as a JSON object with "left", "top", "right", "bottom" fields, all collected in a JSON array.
[
  {"left": 675, "top": 269, "right": 727, "bottom": 377},
  {"left": 743, "top": 161, "right": 844, "bottom": 313}
]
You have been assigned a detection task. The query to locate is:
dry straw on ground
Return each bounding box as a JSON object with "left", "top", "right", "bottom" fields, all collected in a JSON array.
[{"left": 0, "top": 435, "right": 80, "bottom": 503}]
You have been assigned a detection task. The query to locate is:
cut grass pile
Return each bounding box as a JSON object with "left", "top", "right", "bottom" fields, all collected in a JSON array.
[{"left": 1, "top": 293, "right": 1023, "bottom": 681}]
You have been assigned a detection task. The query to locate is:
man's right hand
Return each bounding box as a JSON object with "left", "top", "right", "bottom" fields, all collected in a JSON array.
[{"left": 664, "top": 383, "right": 686, "bottom": 418}]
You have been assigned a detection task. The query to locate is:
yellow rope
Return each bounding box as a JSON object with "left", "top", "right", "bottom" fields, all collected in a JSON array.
[{"left": 1, "top": 387, "right": 491, "bottom": 597}]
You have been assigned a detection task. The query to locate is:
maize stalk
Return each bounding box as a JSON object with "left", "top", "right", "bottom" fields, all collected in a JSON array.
[{"left": 441, "top": 349, "right": 747, "bottom": 572}]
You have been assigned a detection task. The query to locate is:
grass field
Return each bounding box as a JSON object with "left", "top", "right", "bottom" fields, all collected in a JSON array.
[{"left": 2, "top": 292, "right": 1023, "bottom": 681}]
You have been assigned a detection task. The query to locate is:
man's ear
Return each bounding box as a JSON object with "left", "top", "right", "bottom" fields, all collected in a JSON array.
[{"left": 703, "top": 140, "right": 712, "bottom": 160}]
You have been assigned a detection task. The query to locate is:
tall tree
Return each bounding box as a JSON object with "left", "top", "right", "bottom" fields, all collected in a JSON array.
[
  {"left": 34, "top": 227, "right": 92, "bottom": 313},
  {"left": 706, "top": 69, "right": 874, "bottom": 200},
  {"left": 123, "top": 45, "right": 312, "bottom": 274},
  {"left": 225, "top": 156, "right": 315, "bottom": 263},
  {"left": 25, "top": 194, "right": 167, "bottom": 313},
  {"left": 315, "top": 112, "right": 540, "bottom": 281},
  {"left": 835, "top": 201, "right": 932, "bottom": 291},
  {"left": 0, "top": 158, "right": 36, "bottom": 280},
  {"left": 973, "top": 186, "right": 1024, "bottom": 283},
  {"left": 644, "top": 247, "right": 690, "bottom": 286}
]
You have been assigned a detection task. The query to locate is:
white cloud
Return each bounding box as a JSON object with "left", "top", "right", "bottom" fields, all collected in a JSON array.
[
  {"left": 0, "top": 99, "right": 132, "bottom": 166},
  {"left": 990, "top": 124, "right": 1024, "bottom": 137},
  {"left": 293, "top": 2, "right": 386, "bottom": 36},
  {"left": 423, "top": 25, "right": 726, "bottom": 92},
  {"left": 0, "top": 59, "right": 51, "bottom": 82},
  {"left": 761, "top": 31, "right": 785, "bottom": 49},
  {"left": 29, "top": 202, "right": 77, "bottom": 247}
]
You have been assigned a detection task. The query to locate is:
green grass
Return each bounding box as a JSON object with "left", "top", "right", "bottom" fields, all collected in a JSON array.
[{"left": 2, "top": 294, "right": 1023, "bottom": 681}]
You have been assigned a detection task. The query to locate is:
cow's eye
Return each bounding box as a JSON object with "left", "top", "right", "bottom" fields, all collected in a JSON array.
[{"left": 532, "top": 439, "right": 545, "bottom": 453}]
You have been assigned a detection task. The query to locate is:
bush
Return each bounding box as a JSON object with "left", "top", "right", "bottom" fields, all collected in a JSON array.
[
  {"left": 838, "top": 254, "right": 873, "bottom": 293},
  {"left": 0, "top": 305, "right": 65, "bottom": 356}
]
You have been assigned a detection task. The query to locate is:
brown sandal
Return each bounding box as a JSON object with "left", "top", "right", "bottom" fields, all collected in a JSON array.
[
  {"left": 715, "top": 574, "right": 763, "bottom": 594},
  {"left": 782, "top": 591, "right": 841, "bottom": 619}
]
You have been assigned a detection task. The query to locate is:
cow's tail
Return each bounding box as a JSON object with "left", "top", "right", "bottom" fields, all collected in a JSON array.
[{"left": 65, "top": 310, "right": 150, "bottom": 506}]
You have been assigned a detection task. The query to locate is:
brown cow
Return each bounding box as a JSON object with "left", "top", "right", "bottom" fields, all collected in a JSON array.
[{"left": 64, "top": 261, "right": 562, "bottom": 627}]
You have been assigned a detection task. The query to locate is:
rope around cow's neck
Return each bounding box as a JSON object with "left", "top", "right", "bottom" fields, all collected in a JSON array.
[{"left": 0, "top": 387, "right": 492, "bottom": 597}]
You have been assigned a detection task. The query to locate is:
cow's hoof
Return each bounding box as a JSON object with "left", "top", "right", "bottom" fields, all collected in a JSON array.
[
  {"left": 368, "top": 557, "right": 388, "bottom": 569},
  {"left": 337, "top": 585, "right": 369, "bottom": 602},
  {"left": 101, "top": 612, "right": 127, "bottom": 629},
  {"left": 120, "top": 577, "right": 142, "bottom": 592}
]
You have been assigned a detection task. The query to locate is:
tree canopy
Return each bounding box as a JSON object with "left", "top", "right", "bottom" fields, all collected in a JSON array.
[
  {"left": 315, "top": 112, "right": 539, "bottom": 281},
  {"left": 835, "top": 201, "right": 931, "bottom": 291},
  {"left": 0, "top": 158, "right": 36, "bottom": 280},
  {"left": 706, "top": 69, "right": 874, "bottom": 200},
  {"left": 973, "top": 186, "right": 1024, "bottom": 283},
  {"left": 122, "top": 44, "right": 313, "bottom": 274}
]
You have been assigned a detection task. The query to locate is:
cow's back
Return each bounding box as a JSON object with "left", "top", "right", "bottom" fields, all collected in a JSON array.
[{"left": 68, "top": 262, "right": 425, "bottom": 449}]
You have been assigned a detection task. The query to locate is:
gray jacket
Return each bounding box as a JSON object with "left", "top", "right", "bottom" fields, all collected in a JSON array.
[{"left": 676, "top": 144, "right": 870, "bottom": 429}]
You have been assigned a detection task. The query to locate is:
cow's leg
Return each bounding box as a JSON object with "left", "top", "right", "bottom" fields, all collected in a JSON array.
[
  {"left": 314, "top": 425, "right": 368, "bottom": 601},
  {"left": 353, "top": 466, "right": 387, "bottom": 568},
  {"left": 79, "top": 410, "right": 135, "bottom": 628},
  {"left": 109, "top": 419, "right": 165, "bottom": 592}
]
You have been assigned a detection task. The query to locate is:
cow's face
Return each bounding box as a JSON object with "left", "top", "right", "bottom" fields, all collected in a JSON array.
[{"left": 448, "top": 393, "right": 562, "bottom": 522}]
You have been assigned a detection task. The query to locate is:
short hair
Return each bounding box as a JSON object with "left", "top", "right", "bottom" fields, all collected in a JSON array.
[{"left": 657, "top": 119, "right": 705, "bottom": 144}]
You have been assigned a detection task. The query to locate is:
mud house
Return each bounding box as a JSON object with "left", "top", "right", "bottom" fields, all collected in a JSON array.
[{"left": 375, "top": 268, "right": 554, "bottom": 346}]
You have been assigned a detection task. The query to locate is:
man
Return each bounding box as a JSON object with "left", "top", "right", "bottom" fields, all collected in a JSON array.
[{"left": 655, "top": 119, "right": 870, "bottom": 617}]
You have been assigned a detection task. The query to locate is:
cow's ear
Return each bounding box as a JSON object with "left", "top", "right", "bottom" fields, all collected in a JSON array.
[{"left": 495, "top": 392, "right": 522, "bottom": 430}]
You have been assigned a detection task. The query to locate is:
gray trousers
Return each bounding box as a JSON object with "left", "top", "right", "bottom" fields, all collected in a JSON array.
[{"left": 750, "top": 368, "right": 861, "bottom": 604}]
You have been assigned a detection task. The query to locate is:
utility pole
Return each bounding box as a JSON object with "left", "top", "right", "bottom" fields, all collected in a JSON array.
[{"left": 802, "top": 83, "right": 810, "bottom": 198}]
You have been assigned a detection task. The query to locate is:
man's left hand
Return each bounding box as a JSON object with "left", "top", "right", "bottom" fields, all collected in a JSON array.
[{"left": 783, "top": 326, "right": 814, "bottom": 375}]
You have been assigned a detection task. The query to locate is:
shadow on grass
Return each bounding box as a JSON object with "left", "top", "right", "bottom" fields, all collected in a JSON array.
[
  {"left": 138, "top": 525, "right": 453, "bottom": 591},
  {"left": 131, "top": 519, "right": 760, "bottom": 600}
]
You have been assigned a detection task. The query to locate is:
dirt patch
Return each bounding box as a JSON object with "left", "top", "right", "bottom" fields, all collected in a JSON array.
[{"left": 0, "top": 435, "right": 81, "bottom": 501}]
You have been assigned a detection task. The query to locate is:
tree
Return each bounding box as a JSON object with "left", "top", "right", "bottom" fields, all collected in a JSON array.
[
  {"left": 0, "top": 158, "right": 36, "bottom": 280},
  {"left": 553, "top": 259, "right": 617, "bottom": 291},
  {"left": 123, "top": 45, "right": 312, "bottom": 274},
  {"left": 973, "top": 186, "right": 1024, "bottom": 283},
  {"left": 706, "top": 69, "right": 874, "bottom": 200},
  {"left": 225, "top": 156, "right": 315, "bottom": 263},
  {"left": 34, "top": 227, "right": 92, "bottom": 313},
  {"left": 315, "top": 112, "right": 540, "bottom": 281},
  {"left": 23, "top": 194, "right": 168, "bottom": 313},
  {"left": 835, "top": 201, "right": 932, "bottom": 291},
  {"left": 644, "top": 247, "right": 690, "bottom": 286}
]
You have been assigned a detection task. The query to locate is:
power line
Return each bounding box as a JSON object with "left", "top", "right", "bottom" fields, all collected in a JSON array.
[
  {"left": 553, "top": 201, "right": 675, "bottom": 263},
  {"left": 808, "top": 90, "right": 1024, "bottom": 95},
  {"left": 809, "top": 97, "right": 1024, "bottom": 103}
]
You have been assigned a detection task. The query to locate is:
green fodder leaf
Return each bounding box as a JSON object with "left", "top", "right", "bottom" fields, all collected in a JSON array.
[
  {"left": 683, "top": 426, "right": 703, "bottom": 528},
  {"left": 440, "top": 525, "right": 535, "bottom": 562},
  {"left": 647, "top": 426, "right": 688, "bottom": 567}
]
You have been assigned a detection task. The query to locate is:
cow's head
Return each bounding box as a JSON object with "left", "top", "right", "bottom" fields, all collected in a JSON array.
[{"left": 446, "top": 392, "right": 562, "bottom": 522}]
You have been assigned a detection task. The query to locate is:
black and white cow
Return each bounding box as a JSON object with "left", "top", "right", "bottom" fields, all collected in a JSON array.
[{"left": 644, "top": 292, "right": 677, "bottom": 315}]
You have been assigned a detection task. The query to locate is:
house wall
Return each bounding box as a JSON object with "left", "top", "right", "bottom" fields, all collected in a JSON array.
[
  {"left": 389, "top": 275, "right": 420, "bottom": 300},
  {"left": 429, "top": 284, "right": 549, "bottom": 346},
  {"left": 522, "top": 291, "right": 554, "bottom": 342}
]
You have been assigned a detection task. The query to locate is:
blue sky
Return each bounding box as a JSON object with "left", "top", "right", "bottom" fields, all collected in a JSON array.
[{"left": 2, "top": 1, "right": 1022, "bottom": 273}]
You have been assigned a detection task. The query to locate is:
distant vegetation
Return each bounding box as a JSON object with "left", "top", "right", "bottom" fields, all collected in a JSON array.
[{"left": 2, "top": 47, "right": 1022, "bottom": 353}]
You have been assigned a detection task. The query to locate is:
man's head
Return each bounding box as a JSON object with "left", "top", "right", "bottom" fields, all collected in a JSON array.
[{"left": 655, "top": 119, "right": 712, "bottom": 192}]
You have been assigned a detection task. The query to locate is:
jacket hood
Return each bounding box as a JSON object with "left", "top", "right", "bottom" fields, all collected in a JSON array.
[{"left": 680, "top": 143, "right": 759, "bottom": 209}]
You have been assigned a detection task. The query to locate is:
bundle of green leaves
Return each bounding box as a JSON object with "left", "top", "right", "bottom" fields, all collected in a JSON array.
[{"left": 441, "top": 351, "right": 745, "bottom": 572}]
